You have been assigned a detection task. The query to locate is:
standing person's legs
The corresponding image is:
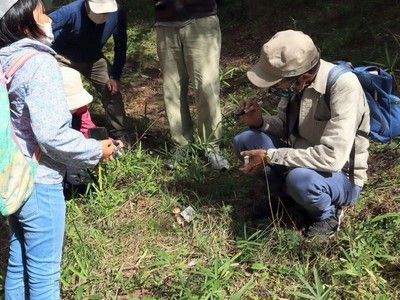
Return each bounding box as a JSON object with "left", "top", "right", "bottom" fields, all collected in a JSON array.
[
  {"left": 86, "top": 57, "right": 127, "bottom": 138},
  {"left": 156, "top": 26, "right": 193, "bottom": 146},
  {"left": 56, "top": 55, "right": 128, "bottom": 138},
  {"left": 182, "top": 15, "right": 222, "bottom": 145},
  {"left": 5, "top": 183, "right": 66, "bottom": 300}
]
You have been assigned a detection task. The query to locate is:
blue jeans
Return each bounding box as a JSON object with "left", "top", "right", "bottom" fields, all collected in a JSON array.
[
  {"left": 5, "top": 183, "right": 66, "bottom": 300},
  {"left": 233, "top": 129, "right": 362, "bottom": 221}
]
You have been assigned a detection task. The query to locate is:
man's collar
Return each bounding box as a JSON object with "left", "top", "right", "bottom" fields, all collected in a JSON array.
[{"left": 307, "top": 59, "right": 334, "bottom": 95}]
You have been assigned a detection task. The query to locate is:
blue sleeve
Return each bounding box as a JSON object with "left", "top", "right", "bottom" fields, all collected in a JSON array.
[
  {"left": 24, "top": 53, "right": 102, "bottom": 168},
  {"left": 49, "top": 3, "right": 74, "bottom": 31},
  {"left": 110, "top": 6, "right": 127, "bottom": 80}
]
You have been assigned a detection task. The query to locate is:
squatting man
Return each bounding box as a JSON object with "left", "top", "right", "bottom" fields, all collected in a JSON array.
[{"left": 233, "top": 30, "right": 370, "bottom": 239}]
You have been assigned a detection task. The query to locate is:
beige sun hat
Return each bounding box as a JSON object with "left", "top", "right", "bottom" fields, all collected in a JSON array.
[
  {"left": 87, "top": 0, "right": 117, "bottom": 14},
  {"left": 247, "top": 30, "right": 320, "bottom": 88},
  {"left": 60, "top": 66, "right": 93, "bottom": 111},
  {"left": 0, "top": 0, "right": 18, "bottom": 19}
]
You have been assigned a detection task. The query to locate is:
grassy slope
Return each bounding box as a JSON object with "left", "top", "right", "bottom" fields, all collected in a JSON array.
[{"left": 1, "top": 0, "right": 400, "bottom": 299}]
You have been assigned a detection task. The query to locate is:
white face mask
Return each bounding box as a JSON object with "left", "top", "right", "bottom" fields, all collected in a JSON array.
[
  {"left": 87, "top": 10, "right": 110, "bottom": 24},
  {"left": 38, "top": 22, "right": 54, "bottom": 46}
]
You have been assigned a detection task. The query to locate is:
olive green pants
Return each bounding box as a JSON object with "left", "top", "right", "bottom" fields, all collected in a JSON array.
[{"left": 156, "top": 15, "right": 222, "bottom": 146}]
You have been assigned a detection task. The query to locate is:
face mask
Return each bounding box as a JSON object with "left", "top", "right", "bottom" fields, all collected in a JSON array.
[
  {"left": 269, "top": 86, "right": 296, "bottom": 98},
  {"left": 87, "top": 10, "right": 110, "bottom": 24},
  {"left": 38, "top": 22, "right": 54, "bottom": 46},
  {"left": 269, "top": 79, "right": 297, "bottom": 98}
]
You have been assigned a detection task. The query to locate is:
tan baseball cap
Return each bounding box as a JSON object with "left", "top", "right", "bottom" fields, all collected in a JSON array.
[
  {"left": 87, "top": 0, "right": 117, "bottom": 14},
  {"left": 60, "top": 67, "right": 93, "bottom": 111},
  {"left": 247, "top": 30, "right": 320, "bottom": 88}
]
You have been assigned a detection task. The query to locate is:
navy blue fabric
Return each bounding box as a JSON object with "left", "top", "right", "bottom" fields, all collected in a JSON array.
[
  {"left": 232, "top": 129, "right": 361, "bottom": 221},
  {"left": 154, "top": 0, "right": 219, "bottom": 22},
  {"left": 49, "top": 0, "right": 127, "bottom": 80},
  {"left": 327, "top": 62, "right": 400, "bottom": 143}
]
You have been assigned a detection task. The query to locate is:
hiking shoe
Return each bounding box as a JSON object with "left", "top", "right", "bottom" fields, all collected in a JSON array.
[
  {"left": 207, "top": 151, "right": 231, "bottom": 171},
  {"left": 306, "top": 207, "right": 344, "bottom": 239},
  {"left": 165, "top": 147, "right": 188, "bottom": 170}
]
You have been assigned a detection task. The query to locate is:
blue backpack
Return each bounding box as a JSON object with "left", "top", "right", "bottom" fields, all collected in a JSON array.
[{"left": 327, "top": 62, "right": 400, "bottom": 143}]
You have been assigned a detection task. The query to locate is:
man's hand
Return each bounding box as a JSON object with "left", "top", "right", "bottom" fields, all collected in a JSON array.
[
  {"left": 106, "top": 79, "right": 120, "bottom": 95},
  {"left": 237, "top": 98, "right": 264, "bottom": 129},
  {"left": 239, "top": 149, "right": 268, "bottom": 174}
]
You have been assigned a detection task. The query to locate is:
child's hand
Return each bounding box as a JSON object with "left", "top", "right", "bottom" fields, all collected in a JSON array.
[
  {"left": 100, "top": 139, "right": 116, "bottom": 161},
  {"left": 113, "top": 139, "right": 124, "bottom": 148},
  {"left": 111, "top": 139, "right": 124, "bottom": 158}
]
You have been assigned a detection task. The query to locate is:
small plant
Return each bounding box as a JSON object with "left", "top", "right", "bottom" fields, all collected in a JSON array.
[
  {"left": 290, "top": 267, "right": 333, "bottom": 300},
  {"left": 219, "top": 67, "right": 239, "bottom": 88},
  {"left": 365, "top": 31, "right": 400, "bottom": 87}
]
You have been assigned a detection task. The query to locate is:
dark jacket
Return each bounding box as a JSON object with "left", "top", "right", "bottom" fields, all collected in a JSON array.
[
  {"left": 49, "top": 0, "right": 127, "bottom": 80},
  {"left": 154, "top": 0, "right": 221, "bottom": 22}
]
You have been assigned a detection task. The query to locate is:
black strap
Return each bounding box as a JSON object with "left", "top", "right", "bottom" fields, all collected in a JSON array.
[
  {"left": 285, "top": 99, "right": 291, "bottom": 144},
  {"left": 348, "top": 142, "right": 356, "bottom": 184},
  {"left": 285, "top": 92, "right": 302, "bottom": 145},
  {"left": 71, "top": 114, "right": 82, "bottom": 132}
]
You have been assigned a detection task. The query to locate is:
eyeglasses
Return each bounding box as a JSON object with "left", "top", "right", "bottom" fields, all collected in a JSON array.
[
  {"left": 280, "top": 76, "right": 300, "bottom": 88},
  {"left": 268, "top": 77, "right": 299, "bottom": 98}
]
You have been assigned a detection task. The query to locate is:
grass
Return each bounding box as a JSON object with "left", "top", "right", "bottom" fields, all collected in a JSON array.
[
  {"left": 54, "top": 140, "right": 400, "bottom": 299},
  {"left": 1, "top": 0, "right": 400, "bottom": 299}
]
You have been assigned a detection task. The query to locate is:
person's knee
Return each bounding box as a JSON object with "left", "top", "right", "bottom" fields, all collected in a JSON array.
[
  {"left": 232, "top": 129, "right": 258, "bottom": 148},
  {"left": 286, "top": 168, "right": 332, "bottom": 217},
  {"left": 232, "top": 131, "right": 250, "bottom": 157},
  {"left": 286, "top": 168, "right": 325, "bottom": 202}
]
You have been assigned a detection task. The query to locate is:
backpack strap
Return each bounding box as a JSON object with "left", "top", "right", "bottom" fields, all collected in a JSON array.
[
  {"left": 4, "top": 52, "right": 39, "bottom": 83},
  {"left": 6, "top": 51, "right": 42, "bottom": 162},
  {"left": 326, "top": 63, "right": 359, "bottom": 185},
  {"left": 326, "top": 64, "right": 353, "bottom": 107}
]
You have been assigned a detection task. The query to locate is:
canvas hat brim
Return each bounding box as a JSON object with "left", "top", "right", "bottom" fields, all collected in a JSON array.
[
  {"left": 247, "top": 30, "right": 320, "bottom": 88},
  {"left": 247, "top": 59, "right": 282, "bottom": 88},
  {"left": 87, "top": 0, "right": 117, "bottom": 14},
  {"left": 67, "top": 89, "right": 93, "bottom": 111}
]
